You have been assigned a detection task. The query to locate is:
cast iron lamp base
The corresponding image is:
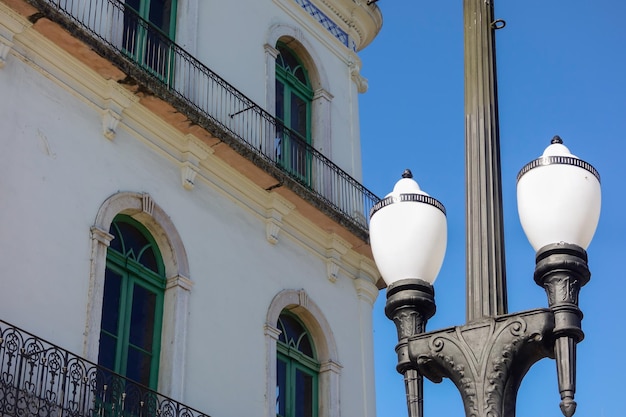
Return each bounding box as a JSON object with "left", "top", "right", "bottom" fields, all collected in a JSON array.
[
  {"left": 534, "top": 242, "right": 590, "bottom": 417},
  {"left": 386, "top": 244, "right": 590, "bottom": 417},
  {"left": 385, "top": 279, "right": 436, "bottom": 417}
]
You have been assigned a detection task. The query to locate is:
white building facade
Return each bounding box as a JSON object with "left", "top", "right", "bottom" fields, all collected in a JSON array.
[{"left": 0, "top": 1, "right": 382, "bottom": 417}]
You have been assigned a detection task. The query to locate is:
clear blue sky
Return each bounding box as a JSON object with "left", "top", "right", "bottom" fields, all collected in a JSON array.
[{"left": 358, "top": 1, "right": 626, "bottom": 416}]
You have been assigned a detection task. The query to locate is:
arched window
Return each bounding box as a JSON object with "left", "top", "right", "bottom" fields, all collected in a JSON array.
[
  {"left": 123, "top": 0, "right": 177, "bottom": 81},
  {"left": 275, "top": 43, "right": 314, "bottom": 184},
  {"left": 276, "top": 312, "right": 319, "bottom": 417},
  {"left": 97, "top": 214, "right": 166, "bottom": 389}
]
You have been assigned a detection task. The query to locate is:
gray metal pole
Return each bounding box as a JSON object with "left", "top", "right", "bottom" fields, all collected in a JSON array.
[{"left": 464, "top": 0, "right": 508, "bottom": 321}]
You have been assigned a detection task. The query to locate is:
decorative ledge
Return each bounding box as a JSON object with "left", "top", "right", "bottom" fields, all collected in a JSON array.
[{"left": 0, "top": 2, "right": 32, "bottom": 68}]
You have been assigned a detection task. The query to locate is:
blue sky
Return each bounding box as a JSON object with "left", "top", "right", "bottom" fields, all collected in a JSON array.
[{"left": 358, "top": 1, "right": 626, "bottom": 416}]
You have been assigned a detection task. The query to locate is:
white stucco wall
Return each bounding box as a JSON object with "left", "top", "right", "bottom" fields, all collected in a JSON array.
[{"left": 0, "top": 1, "right": 379, "bottom": 416}]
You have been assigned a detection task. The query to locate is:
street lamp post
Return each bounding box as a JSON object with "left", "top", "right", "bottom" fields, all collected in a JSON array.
[{"left": 368, "top": 1, "right": 602, "bottom": 417}]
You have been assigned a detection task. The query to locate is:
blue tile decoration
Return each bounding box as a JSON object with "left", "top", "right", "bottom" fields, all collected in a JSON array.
[{"left": 294, "top": 0, "right": 356, "bottom": 51}]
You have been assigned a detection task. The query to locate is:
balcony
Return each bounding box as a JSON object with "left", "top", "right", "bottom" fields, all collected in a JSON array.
[
  {"left": 0, "top": 320, "right": 210, "bottom": 417},
  {"left": 22, "top": 0, "right": 379, "bottom": 241}
]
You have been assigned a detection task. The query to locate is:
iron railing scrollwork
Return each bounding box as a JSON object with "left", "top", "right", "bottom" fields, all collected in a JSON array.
[
  {"left": 27, "top": 0, "right": 379, "bottom": 236},
  {"left": 0, "top": 319, "right": 211, "bottom": 417}
]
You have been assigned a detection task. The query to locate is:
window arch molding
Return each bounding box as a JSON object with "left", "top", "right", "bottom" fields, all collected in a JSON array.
[
  {"left": 265, "top": 289, "right": 341, "bottom": 417},
  {"left": 86, "top": 191, "right": 191, "bottom": 400},
  {"left": 266, "top": 24, "right": 329, "bottom": 93},
  {"left": 265, "top": 24, "right": 333, "bottom": 157}
]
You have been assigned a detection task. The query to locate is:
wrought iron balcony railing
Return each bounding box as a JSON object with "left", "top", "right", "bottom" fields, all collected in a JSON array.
[
  {"left": 0, "top": 319, "right": 210, "bottom": 417},
  {"left": 26, "top": 0, "right": 379, "bottom": 238}
]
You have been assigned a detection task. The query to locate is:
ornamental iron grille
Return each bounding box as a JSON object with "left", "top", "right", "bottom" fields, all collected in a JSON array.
[
  {"left": 0, "top": 319, "right": 212, "bottom": 417},
  {"left": 27, "top": 0, "right": 379, "bottom": 237},
  {"left": 276, "top": 313, "right": 319, "bottom": 417}
]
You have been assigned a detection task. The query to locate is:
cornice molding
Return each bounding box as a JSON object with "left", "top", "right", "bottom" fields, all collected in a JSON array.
[
  {"left": 0, "top": 2, "right": 31, "bottom": 67},
  {"left": 315, "top": 0, "right": 382, "bottom": 51}
]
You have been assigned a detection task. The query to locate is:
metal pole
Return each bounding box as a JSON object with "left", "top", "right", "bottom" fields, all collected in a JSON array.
[{"left": 464, "top": 0, "right": 508, "bottom": 321}]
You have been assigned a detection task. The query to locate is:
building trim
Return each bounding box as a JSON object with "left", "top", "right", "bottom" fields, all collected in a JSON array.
[
  {"left": 265, "top": 289, "right": 341, "bottom": 417},
  {"left": 86, "top": 191, "right": 191, "bottom": 401}
]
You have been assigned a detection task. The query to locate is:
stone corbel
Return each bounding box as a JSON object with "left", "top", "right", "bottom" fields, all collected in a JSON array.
[
  {"left": 326, "top": 261, "right": 340, "bottom": 283},
  {"left": 0, "top": 3, "right": 32, "bottom": 68},
  {"left": 264, "top": 193, "right": 295, "bottom": 244},
  {"left": 102, "top": 80, "right": 138, "bottom": 139},
  {"left": 265, "top": 218, "right": 281, "bottom": 245},
  {"left": 349, "top": 60, "right": 368, "bottom": 93},
  {"left": 102, "top": 109, "right": 121, "bottom": 140},
  {"left": 325, "top": 234, "right": 350, "bottom": 282},
  {"left": 180, "top": 162, "right": 198, "bottom": 190},
  {"left": 180, "top": 134, "right": 212, "bottom": 190}
]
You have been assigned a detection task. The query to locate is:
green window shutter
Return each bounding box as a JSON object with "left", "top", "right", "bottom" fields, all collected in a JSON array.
[
  {"left": 275, "top": 43, "right": 314, "bottom": 185},
  {"left": 123, "top": 0, "right": 177, "bottom": 83},
  {"left": 98, "top": 215, "right": 166, "bottom": 390},
  {"left": 276, "top": 312, "right": 319, "bottom": 417}
]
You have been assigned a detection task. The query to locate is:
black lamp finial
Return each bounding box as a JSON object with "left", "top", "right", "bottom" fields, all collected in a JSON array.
[{"left": 552, "top": 135, "right": 563, "bottom": 145}]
